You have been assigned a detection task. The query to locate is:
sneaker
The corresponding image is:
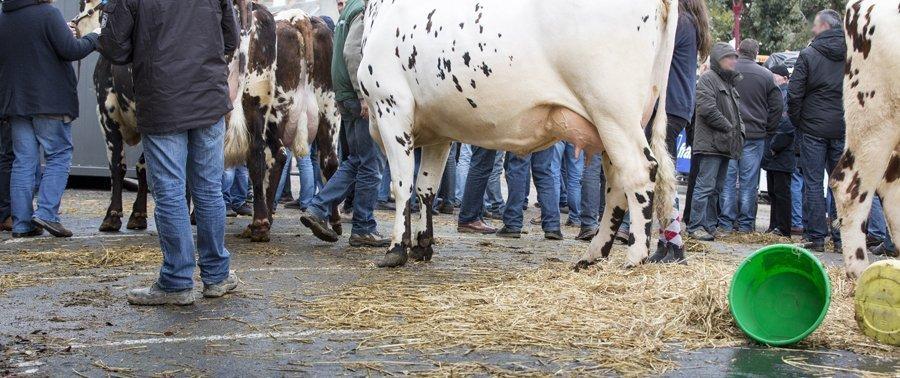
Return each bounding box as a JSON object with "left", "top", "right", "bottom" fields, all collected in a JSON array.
[
  {"left": 31, "top": 218, "right": 72, "bottom": 238},
  {"left": 376, "top": 201, "right": 396, "bottom": 211},
  {"left": 798, "top": 240, "right": 825, "bottom": 253},
  {"left": 496, "top": 226, "right": 522, "bottom": 239},
  {"left": 832, "top": 242, "right": 843, "bottom": 254},
  {"left": 715, "top": 229, "right": 732, "bottom": 238},
  {"left": 202, "top": 272, "right": 239, "bottom": 298},
  {"left": 614, "top": 229, "right": 630, "bottom": 244},
  {"left": 437, "top": 203, "right": 455, "bottom": 215},
  {"left": 484, "top": 209, "right": 504, "bottom": 220},
  {"left": 234, "top": 203, "right": 253, "bottom": 217},
  {"left": 349, "top": 232, "right": 391, "bottom": 248},
  {"left": 279, "top": 196, "right": 295, "bottom": 205},
  {"left": 575, "top": 227, "right": 598, "bottom": 241},
  {"left": 544, "top": 230, "right": 563, "bottom": 240},
  {"left": 565, "top": 219, "right": 581, "bottom": 228},
  {"left": 127, "top": 283, "right": 194, "bottom": 306},
  {"left": 300, "top": 214, "right": 339, "bottom": 242},
  {"left": 870, "top": 243, "right": 899, "bottom": 258},
  {"left": 1, "top": 217, "right": 11, "bottom": 232},
  {"left": 866, "top": 234, "right": 883, "bottom": 248},
  {"left": 790, "top": 227, "right": 804, "bottom": 236},
  {"left": 529, "top": 216, "right": 541, "bottom": 226},
  {"left": 689, "top": 229, "right": 714, "bottom": 241},
  {"left": 226, "top": 208, "right": 237, "bottom": 218},
  {"left": 458, "top": 220, "right": 497, "bottom": 234},
  {"left": 284, "top": 200, "right": 303, "bottom": 210},
  {"left": 12, "top": 226, "right": 44, "bottom": 238}
]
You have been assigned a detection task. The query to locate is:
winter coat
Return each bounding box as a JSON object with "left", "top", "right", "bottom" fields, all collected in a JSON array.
[
  {"left": 735, "top": 57, "right": 783, "bottom": 140},
  {"left": 763, "top": 84, "right": 796, "bottom": 173},
  {"left": 0, "top": 0, "right": 98, "bottom": 120},
  {"left": 787, "top": 28, "right": 846, "bottom": 140},
  {"left": 692, "top": 42, "right": 744, "bottom": 159},
  {"left": 666, "top": 12, "right": 699, "bottom": 123},
  {"left": 331, "top": 0, "right": 365, "bottom": 103},
  {"left": 97, "top": 0, "right": 239, "bottom": 135}
]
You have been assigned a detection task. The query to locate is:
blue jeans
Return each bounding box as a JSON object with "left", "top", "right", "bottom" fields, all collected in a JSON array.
[
  {"left": 485, "top": 151, "right": 504, "bottom": 211},
  {"left": 869, "top": 196, "right": 896, "bottom": 251},
  {"left": 437, "top": 142, "right": 458, "bottom": 205},
  {"left": 10, "top": 116, "right": 73, "bottom": 233},
  {"left": 455, "top": 144, "right": 472, "bottom": 203},
  {"left": 274, "top": 148, "right": 316, "bottom": 209},
  {"left": 688, "top": 154, "right": 729, "bottom": 233},
  {"left": 791, "top": 166, "right": 804, "bottom": 229},
  {"left": 800, "top": 133, "right": 844, "bottom": 243},
  {"left": 579, "top": 154, "right": 606, "bottom": 229},
  {"left": 0, "top": 123, "right": 13, "bottom": 221},
  {"left": 718, "top": 138, "right": 766, "bottom": 232},
  {"left": 308, "top": 99, "right": 383, "bottom": 235},
  {"left": 459, "top": 146, "right": 498, "bottom": 224},
  {"left": 222, "top": 165, "right": 249, "bottom": 210},
  {"left": 143, "top": 119, "right": 229, "bottom": 291},
  {"left": 560, "top": 142, "right": 584, "bottom": 223},
  {"left": 501, "top": 146, "right": 561, "bottom": 231}
]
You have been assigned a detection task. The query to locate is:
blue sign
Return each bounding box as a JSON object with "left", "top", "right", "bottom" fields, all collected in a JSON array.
[{"left": 675, "top": 129, "right": 691, "bottom": 174}]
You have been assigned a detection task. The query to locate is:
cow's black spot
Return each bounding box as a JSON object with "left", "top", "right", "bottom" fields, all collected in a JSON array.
[
  {"left": 459, "top": 22, "right": 464, "bottom": 29},
  {"left": 855, "top": 247, "right": 865, "bottom": 260},
  {"left": 832, "top": 150, "right": 855, "bottom": 182},
  {"left": 423, "top": 172, "right": 428, "bottom": 176},
  {"left": 395, "top": 27, "right": 400, "bottom": 38},
  {"left": 470, "top": 79, "right": 476, "bottom": 89},
  {"left": 395, "top": 46, "right": 400, "bottom": 58},
  {"left": 479, "top": 62, "right": 492, "bottom": 76},
  {"left": 462, "top": 52, "right": 471, "bottom": 66},
  {"left": 642, "top": 15, "right": 649, "bottom": 22},
  {"left": 847, "top": 172, "right": 862, "bottom": 200},
  {"left": 360, "top": 82, "right": 370, "bottom": 97},
  {"left": 395, "top": 135, "right": 406, "bottom": 146},
  {"left": 467, "top": 98, "right": 477, "bottom": 108},
  {"left": 861, "top": 220, "right": 868, "bottom": 235},
  {"left": 859, "top": 191, "right": 868, "bottom": 203},
  {"left": 635, "top": 193, "right": 647, "bottom": 204},
  {"left": 425, "top": 9, "right": 436, "bottom": 33},
  {"left": 443, "top": 58, "right": 451, "bottom": 72},
  {"left": 885, "top": 154, "right": 900, "bottom": 183},
  {"left": 368, "top": 65, "right": 373, "bottom": 75},
  {"left": 642, "top": 203, "right": 653, "bottom": 221},
  {"left": 452, "top": 75, "right": 462, "bottom": 92},
  {"left": 408, "top": 46, "right": 418, "bottom": 69}
]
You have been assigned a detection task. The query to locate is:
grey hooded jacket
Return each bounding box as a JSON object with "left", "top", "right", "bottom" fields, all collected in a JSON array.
[{"left": 692, "top": 42, "right": 744, "bottom": 159}]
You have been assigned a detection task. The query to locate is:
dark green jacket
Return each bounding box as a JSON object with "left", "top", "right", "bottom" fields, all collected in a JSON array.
[
  {"left": 693, "top": 42, "right": 745, "bottom": 159},
  {"left": 331, "top": 0, "right": 365, "bottom": 102}
]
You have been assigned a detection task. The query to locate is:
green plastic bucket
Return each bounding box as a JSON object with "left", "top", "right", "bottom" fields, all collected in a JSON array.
[{"left": 729, "top": 244, "right": 831, "bottom": 346}]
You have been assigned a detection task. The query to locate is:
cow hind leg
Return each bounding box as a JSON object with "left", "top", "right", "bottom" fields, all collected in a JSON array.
[
  {"left": 126, "top": 153, "right": 149, "bottom": 230},
  {"left": 372, "top": 112, "right": 416, "bottom": 268},
  {"left": 410, "top": 143, "right": 451, "bottom": 262},
  {"left": 315, "top": 120, "right": 343, "bottom": 235},
  {"left": 100, "top": 115, "right": 126, "bottom": 232},
  {"left": 576, "top": 153, "right": 628, "bottom": 271},
  {"left": 878, "top": 153, "right": 900, "bottom": 254}
]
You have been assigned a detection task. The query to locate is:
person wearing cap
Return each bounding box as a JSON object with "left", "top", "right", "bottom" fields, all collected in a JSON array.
[
  {"left": 762, "top": 65, "right": 795, "bottom": 237},
  {"left": 718, "top": 39, "right": 784, "bottom": 235},
  {"left": 687, "top": 42, "right": 744, "bottom": 241}
]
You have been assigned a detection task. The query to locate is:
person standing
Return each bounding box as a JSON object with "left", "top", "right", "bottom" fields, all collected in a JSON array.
[
  {"left": 0, "top": 0, "right": 100, "bottom": 238},
  {"left": 762, "top": 65, "right": 795, "bottom": 237},
  {"left": 559, "top": 142, "right": 584, "bottom": 227},
  {"left": 788, "top": 9, "right": 846, "bottom": 253},
  {"left": 718, "top": 39, "right": 784, "bottom": 234},
  {"left": 575, "top": 154, "right": 606, "bottom": 241},
  {"left": 687, "top": 42, "right": 744, "bottom": 241},
  {"left": 457, "top": 147, "right": 500, "bottom": 233},
  {"left": 98, "top": 0, "right": 240, "bottom": 305},
  {"left": 496, "top": 147, "right": 564, "bottom": 240},
  {"left": 300, "top": 0, "right": 388, "bottom": 248}
]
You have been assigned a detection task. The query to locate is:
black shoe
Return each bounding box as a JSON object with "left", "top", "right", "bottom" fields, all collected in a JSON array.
[
  {"left": 576, "top": 227, "right": 598, "bottom": 242},
  {"left": 226, "top": 208, "right": 237, "bottom": 218},
  {"left": 544, "top": 230, "right": 563, "bottom": 240},
  {"left": 484, "top": 209, "right": 503, "bottom": 220},
  {"left": 300, "top": 214, "right": 339, "bottom": 243},
  {"left": 12, "top": 226, "right": 44, "bottom": 238},
  {"left": 349, "top": 232, "right": 391, "bottom": 248},
  {"left": 376, "top": 201, "right": 396, "bottom": 211},
  {"left": 234, "top": 203, "right": 253, "bottom": 217},
  {"left": 564, "top": 219, "right": 580, "bottom": 228},
  {"left": 31, "top": 218, "right": 72, "bottom": 238},
  {"left": 496, "top": 226, "right": 522, "bottom": 239},
  {"left": 870, "top": 242, "right": 900, "bottom": 258},
  {"left": 437, "top": 204, "right": 455, "bottom": 214},
  {"left": 661, "top": 243, "right": 688, "bottom": 265},
  {"left": 832, "top": 242, "right": 842, "bottom": 254},
  {"left": 689, "top": 229, "right": 714, "bottom": 242},
  {"left": 284, "top": 200, "right": 303, "bottom": 210},
  {"left": 559, "top": 206, "right": 569, "bottom": 215},
  {"left": 648, "top": 240, "right": 668, "bottom": 263},
  {"left": 866, "top": 234, "right": 883, "bottom": 248},
  {"left": 798, "top": 241, "right": 825, "bottom": 253},
  {"left": 279, "top": 196, "right": 295, "bottom": 205}
]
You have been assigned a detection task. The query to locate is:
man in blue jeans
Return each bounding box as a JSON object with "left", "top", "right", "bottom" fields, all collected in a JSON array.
[
  {"left": 576, "top": 154, "right": 605, "bottom": 241},
  {"left": 559, "top": 142, "right": 584, "bottom": 227},
  {"left": 718, "top": 39, "right": 783, "bottom": 234},
  {"left": 222, "top": 165, "right": 252, "bottom": 216},
  {"left": 458, "top": 146, "right": 500, "bottom": 233},
  {"left": 99, "top": 0, "right": 240, "bottom": 305},
  {"left": 496, "top": 147, "right": 563, "bottom": 240},
  {"left": 0, "top": 123, "right": 12, "bottom": 232},
  {"left": 300, "top": 0, "right": 387, "bottom": 248}
]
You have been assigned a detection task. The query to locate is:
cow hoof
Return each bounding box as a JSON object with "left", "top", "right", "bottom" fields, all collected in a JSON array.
[
  {"left": 250, "top": 232, "right": 270, "bottom": 243},
  {"left": 126, "top": 213, "right": 148, "bottom": 230},
  {"left": 99, "top": 215, "right": 122, "bottom": 232},
  {"left": 573, "top": 259, "right": 596, "bottom": 272},
  {"left": 331, "top": 222, "right": 343, "bottom": 236},
  {"left": 250, "top": 220, "right": 271, "bottom": 243},
  {"left": 238, "top": 226, "right": 253, "bottom": 239},
  {"left": 376, "top": 245, "right": 408, "bottom": 268},
  {"left": 409, "top": 244, "right": 434, "bottom": 262}
]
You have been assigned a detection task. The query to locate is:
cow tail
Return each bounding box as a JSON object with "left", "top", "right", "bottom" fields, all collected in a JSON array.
[
  {"left": 225, "top": 100, "right": 251, "bottom": 167},
  {"left": 649, "top": 0, "right": 679, "bottom": 230}
]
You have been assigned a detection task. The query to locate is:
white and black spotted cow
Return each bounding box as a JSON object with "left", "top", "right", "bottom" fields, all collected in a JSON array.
[
  {"left": 830, "top": 0, "right": 899, "bottom": 278},
  {"left": 72, "top": 0, "right": 148, "bottom": 233},
  {"left": 360, "top": 0, "right": 680, "bottom": 268},
  {"left": 225, "top": 2, "right": 342, "bottom": 241}
]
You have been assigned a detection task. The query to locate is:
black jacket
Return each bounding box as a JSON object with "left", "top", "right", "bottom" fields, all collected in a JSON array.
[
  {"left": 97, "top": 0, "right": 239, "bottom": 135},
  {"left": 692, "top": 43, "right": 744, "bottom": 159},
  {"left": 0, "top": 0, "right": 98, "bottom": 120},
  {"left": 787, "top": 28, "right": 846, "bottom": 140},
  {"left": 735, "top": 57, "right": 783, "bottom": 139},
  {"left": 763, "top": 84, "right": 796, "bottom": 173}
]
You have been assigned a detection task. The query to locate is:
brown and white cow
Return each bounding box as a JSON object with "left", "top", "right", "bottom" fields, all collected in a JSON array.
[
  {"left": 831, "top": 0, "right": 899, "bottom": 278},
  {"left": 225, "top": 3, "right": 342, "bottom": 241},
  {"left": 359, "top": 0, "right": 679, "bottom": 268}
]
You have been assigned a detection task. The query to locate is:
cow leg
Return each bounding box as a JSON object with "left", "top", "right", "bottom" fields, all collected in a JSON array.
[
  {"left": 410, "top": 143, "right": 451, "bottom": 262},
  {"left": 832, "top": 147, "right": 895, "bottom": 278},
  {"left": 316, "top": 122, "right": 343, "bottom": 235},
  {"left": 242, "top": 108, "right": 283, "bottom": 242},
  {"left": 126, "top": 153, "right": 149, "bottom": 230},
  {"left": 878, "top": 154, "right": 900, "bottom": 252},
  {"left": 100, "top": 114, "right": 126, "bottom": 232},
  {"left": 372, "top": 120, "right": 416, "bottom": 268},
  {"left": 575, "top": 153, "right": 628, "bottom": 270}
]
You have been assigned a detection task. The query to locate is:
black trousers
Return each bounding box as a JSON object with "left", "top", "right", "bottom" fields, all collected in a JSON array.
[{"left": 766, "top": 170, "right": 792, "bottom": 234}]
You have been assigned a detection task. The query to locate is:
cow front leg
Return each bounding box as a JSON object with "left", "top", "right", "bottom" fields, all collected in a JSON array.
[
  {"left": 373, "top": 129, "right": 416, "bottom": 268},
  {"left": 100, "top": 116, "right": 126, "bottom": 232},
  {"left": 410, "top": 143, "right": 451, "bottom": 262},
  {"left": 127, "top": 153, "right": 149, "bottom": 230},
  {"left": 576, "top": 154, "right": 627, "bottom": 271}
]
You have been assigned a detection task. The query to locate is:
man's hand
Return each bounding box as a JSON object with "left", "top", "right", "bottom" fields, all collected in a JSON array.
[
  {"left": 68, "top": 22, "right": 79, "bottom": 38},
  {"left": 360, "top": 100, "right": 369, "bottom": 119}
]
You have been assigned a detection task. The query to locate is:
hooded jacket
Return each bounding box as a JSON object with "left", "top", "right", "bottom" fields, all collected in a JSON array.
[
  {"left": 97, "top": 0, "right": 239, "bottom": 135},
  {"left": 0, "top": 0, "right": 98, "bottom": 120},
  {"left": 787, "top": 28, "right": 847, "bottom": 140},
  {"left": 692, "top": 42, "right": 744, "bottom": 159}
]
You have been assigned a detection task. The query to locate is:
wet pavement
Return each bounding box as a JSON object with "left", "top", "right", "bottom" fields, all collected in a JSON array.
[{"left": 1, "top": 188, "right": 897, "bottom": 376}]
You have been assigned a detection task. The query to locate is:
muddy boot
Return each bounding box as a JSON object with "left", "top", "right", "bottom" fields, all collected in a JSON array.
[
  {"left": 202, "top": 271, "right": 239, "bottom": 298},
  {"left": 127, "top": 284, "right": 194, "bottom": 306},
  {"left": 648, "top": 240, "right": 669, "bottom": 263},
  {"left": 300, "top": 214, "right": 339, "bottom": 243},
  {"left": 662, "top": 243, "right": 688, "bottom": 265}
]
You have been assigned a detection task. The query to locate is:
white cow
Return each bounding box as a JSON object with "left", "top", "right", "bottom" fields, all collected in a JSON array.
[
  {"left": 359, "top": 0, "right": 680, "bottom": 268},
  {"left": 831, "top": 0, "right": 900, "bottom": 278}
]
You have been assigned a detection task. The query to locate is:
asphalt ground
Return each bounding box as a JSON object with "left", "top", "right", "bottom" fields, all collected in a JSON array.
[{"left": 1, "top": 187, "right": 897, "bottom": 377}]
